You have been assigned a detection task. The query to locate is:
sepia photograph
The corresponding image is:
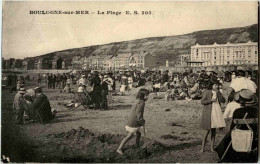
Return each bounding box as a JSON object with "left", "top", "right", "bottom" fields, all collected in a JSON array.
[{"left": 1, "top": 1, "right": 259, "bottom": 163}]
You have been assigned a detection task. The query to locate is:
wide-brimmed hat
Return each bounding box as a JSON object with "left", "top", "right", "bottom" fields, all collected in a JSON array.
[
  {"left": 239, "top": 89, "right": 257, "bottom": 106},
  {"left": 240, "top": 89, "right": 253, "bottom": 99},
  {"left": 18, "top": 88, "right": 27, "bottom": 94},
  {"left": 211, "top": 71, "right": 217, "bottom": 75},
  {"left": 34, "top": 86, "right": 42, "bottom": 92},
  {"left": 244, "top": 95, "right": 258, "bottom": 106}
]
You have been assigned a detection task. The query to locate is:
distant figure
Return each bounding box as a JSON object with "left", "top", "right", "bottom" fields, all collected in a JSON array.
[
  {"left": 100, "top": 75, "right": 109, "bottom": 110},
  {"left": 37, "top": 74, "right": 42, "bottom": 86},
  {"left": 90, "top": 72, "right": 101, "bottom": 109},
  {"left": 120, "top": 74, "right": 128, "bottom": 95}
]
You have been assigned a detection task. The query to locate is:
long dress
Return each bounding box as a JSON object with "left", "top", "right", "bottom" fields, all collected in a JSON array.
[
  {"left": 211, "top": 90, "right": 226, "bottom": 128},
  {"left": 120, "top": 76, "right": 127, "bottom": 93}
]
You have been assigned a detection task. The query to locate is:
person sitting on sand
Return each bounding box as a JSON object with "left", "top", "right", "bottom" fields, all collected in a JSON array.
[
  {"left": 153, "top": 79, "right": 161, "bottom": 92},
  {"left": 31, "top": 87, "right": 54, "bottom": 123},
  {"left": 74, "top": 83, "right": 91, "bottom": 108},
  {"left": 171, "top": 85, "right": 180, "bottom": 100},
  {"left": 189, "top": 80, "right": 203, "bottom": 100},
  {"left": 117, "top": 88, "right": 150, "bottom": 155},
  {"left": 13, "top": 88, "right": 32, "bottom": 125},
  {"left": 64, "top": 83, "right": 72, "bottom": 93}
]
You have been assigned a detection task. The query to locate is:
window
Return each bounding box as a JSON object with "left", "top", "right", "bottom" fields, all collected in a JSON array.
[{"left": 255, "top": 51, "right": 257, "bottom": 54}]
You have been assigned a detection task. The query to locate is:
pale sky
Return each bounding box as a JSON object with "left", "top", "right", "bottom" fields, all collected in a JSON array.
[{"left": 2, "top": 1, "right": 258, "bottom": 59}]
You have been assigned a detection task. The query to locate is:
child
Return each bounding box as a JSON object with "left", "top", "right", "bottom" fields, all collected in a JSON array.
[
  {"left": 223, "top": 91, "right": 241, "bottom": 120},
  {"left": 64, "top": 83, "right": 71, "bottom": 93},
  {"left": 75, "top": 84, "right": 86, "bottom": 107},
  {"left": 200, "top": 82, "right": 226, "bottom": 153},
  {"left": 127, "top": 75, "right": 133, "bottom": 91},
  {"left": 117, "top": 88, "right": 150, "bottom": 155}
]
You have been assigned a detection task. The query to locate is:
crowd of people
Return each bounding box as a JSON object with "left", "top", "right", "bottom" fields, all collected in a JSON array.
[
  {"left": 199, "top": 69, "right": 258, "bottom": 162},
  {"left": 115, "top": 69, "right": 258, "bottom": 158},
  {"left": 4, "top": 67, "right": 258, "bottom": 162}
]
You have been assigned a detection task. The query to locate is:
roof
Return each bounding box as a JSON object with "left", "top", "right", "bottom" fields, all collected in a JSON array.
[
  {"left": 87, "top": 55, "right": 104, "bottom": 60},
  {"left": 191, "top": 41, "right": 257, "bottom": 48},
  {"left": 104, "top": 55, "right": 113, "bottom": 60},
  {"left": 186, "top": 61, "right": 204, "bottom": 63},
  {"left": 132, "top": 51, "right": 150, "bottom": 57},
  {"left": 117, "top": 53, "right": 132, "bottom": 58}
]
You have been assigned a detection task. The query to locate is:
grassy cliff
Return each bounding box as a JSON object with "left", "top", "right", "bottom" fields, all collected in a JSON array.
[{"left": 31, "top": 24, "right": 258, "bottom": 65}]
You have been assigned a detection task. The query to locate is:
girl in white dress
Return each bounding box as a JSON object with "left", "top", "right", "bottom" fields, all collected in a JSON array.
[
  {"left": 210, "top": 84, "right": 226, "bottom": 151},
  {"left": 211, "top": 84, "right": 226, "bottom": 129}
]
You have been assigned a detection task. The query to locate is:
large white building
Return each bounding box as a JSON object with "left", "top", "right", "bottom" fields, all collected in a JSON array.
[{"left": 190, "top": 41, "right": 258, "bottom": 67}]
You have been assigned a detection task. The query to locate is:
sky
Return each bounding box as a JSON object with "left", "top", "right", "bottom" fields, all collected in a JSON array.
[{"left": 2, "top": 1, "right": 258, "bottom": 59}]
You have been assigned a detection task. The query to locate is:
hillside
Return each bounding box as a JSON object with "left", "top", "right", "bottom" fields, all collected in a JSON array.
[{"left": 32, "top": 24, "right": 258, "bottom": 65}]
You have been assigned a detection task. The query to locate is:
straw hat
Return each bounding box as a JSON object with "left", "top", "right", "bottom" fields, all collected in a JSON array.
[
  {"left": 18, "top": 88, "right": 27, "bottom": 94},
  {"left": 239, "top": 89, "right": 257, "bottom": 106},
  {"left": 240, "top": 89, "right": 253, "bottom": 99},
  {"left": 34, "top": 86, "right": 42, "bottom": 92}
]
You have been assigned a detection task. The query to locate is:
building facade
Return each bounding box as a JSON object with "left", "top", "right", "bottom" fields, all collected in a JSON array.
[
  {"left": 83, "top": 56, "right": 92, "bottom": 70},
  {"left": 114, "top": 53, "right": 133, "bottom": 69},
  {"left": 89, "top": 55, "right": 105, "bottom": 70},
  {"left": 103, "top": 55, "right": 114, "bottom": 70},
  {"left": 179, "top": 54, "right": 190, "bottom": 66},
  {"left": 72, "top": 56, "right": 83, "bottom": 70},
  {"left": 5, "top": 58, "right": 15, "bottom": 69},
  {"left": 190, "top": 41, "right": 258, "bottom": 67},
  {"left": 34, "top": 58, "right": 52, "bottom": 69},
  {"left": 130, "top": 51, "right": 158, "bottom": 69},
  {"left": 22, "top": 60, "right": 31, "bottom": 70}
]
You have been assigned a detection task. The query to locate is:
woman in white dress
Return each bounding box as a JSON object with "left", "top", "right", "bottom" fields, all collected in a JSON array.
[
  {"left": 128, "top": 75, "right": 133, "bottom": 91},
  {"left": 120, "top": 74, "right": 128, "bottom": 95}
]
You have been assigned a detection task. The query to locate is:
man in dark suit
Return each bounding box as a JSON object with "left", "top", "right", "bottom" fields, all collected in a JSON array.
[
  {"left": 47, "top": 74, "right": 53, "bottom": 89},
  {"left": 90, "top": 72, "right": 101, "bottom": 110},
  {"left": 31, "top": 87, "right": 54, "bottom": 123}
]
